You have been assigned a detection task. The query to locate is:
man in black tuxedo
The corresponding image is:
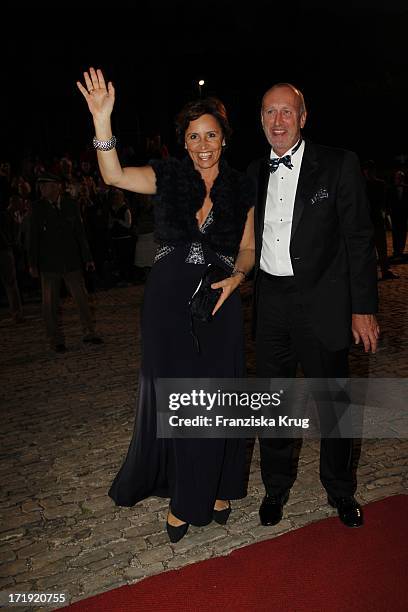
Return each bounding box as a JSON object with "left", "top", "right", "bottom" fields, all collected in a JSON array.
[{"left": 248, "top": 83, "right": 379, "bottom": 528}]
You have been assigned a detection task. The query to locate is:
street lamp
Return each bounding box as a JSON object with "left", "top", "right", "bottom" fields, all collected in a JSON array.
[{"left": 198, "top": 79, "right": 205, "bottom": 98}]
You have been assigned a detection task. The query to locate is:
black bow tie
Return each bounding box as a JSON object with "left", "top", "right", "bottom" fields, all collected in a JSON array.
[
  {"left": 268, "top": 139, "right": 303, "bottom": 174},
  {"left": 268, "top": 155, "right": 293, "bottom": 173}
]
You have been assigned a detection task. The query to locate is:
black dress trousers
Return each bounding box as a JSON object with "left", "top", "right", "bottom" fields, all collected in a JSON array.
[{"left": 255, "top": 270, "right": 355, "bottom": 499}]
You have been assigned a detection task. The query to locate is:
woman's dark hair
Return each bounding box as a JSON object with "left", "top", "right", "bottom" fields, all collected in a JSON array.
[{"left": 175, "top": 97, "right": 232, "bottom": 144}]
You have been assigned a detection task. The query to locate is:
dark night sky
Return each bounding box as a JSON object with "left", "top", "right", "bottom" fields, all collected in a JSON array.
[{"left": 4, "top": 1, "right": 408, "bottom": 170}]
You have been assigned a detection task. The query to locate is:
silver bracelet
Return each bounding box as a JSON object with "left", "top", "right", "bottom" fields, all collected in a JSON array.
[{"left": 93, "top": 135, "right": 117, "bottom": 151}]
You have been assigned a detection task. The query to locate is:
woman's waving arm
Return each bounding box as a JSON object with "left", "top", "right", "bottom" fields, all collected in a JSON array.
[{"left": 77, "top": 67, "right": 156, "bottom": 194}]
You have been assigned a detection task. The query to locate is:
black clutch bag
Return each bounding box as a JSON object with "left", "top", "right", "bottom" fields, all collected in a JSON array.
[{"left": 189, "top": 263, "right": 227, "bottom": 323}]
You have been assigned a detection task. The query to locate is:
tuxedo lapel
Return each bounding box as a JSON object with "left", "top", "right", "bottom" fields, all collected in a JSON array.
[{"left": 291, "top": 141, "right": 319, "bottom": 241}]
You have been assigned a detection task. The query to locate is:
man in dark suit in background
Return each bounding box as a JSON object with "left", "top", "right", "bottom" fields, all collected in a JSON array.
[
  {"left": 362, "top": 160, "right": 398, "bottom": 280},
  {"left": 248, "top": 83, "right": 379, "bottom": 528},
  {"left": 388, "top": 169, "right": 408, "bottom": 261},
  {"left": 28, "top": 173, "right": 103, "bottom": 352},
  {"left": 0, "top": 208, "right": 24, "bottom": 323}
]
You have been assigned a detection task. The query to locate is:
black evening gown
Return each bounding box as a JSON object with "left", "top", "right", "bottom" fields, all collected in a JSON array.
[{"left": 108, "top": 212, "right": 247, "bottom": 526}]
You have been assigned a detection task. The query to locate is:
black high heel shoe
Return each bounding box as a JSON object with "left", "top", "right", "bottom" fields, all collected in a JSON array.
[
  {"left": 166, "top": 509, "right": 189, "bottom": 543},
  {"left": 213, "top": 501, "right": 231, "bottom": 525},
  {"left": 166, "top": 521, "right": 189, "bottom": 543}
]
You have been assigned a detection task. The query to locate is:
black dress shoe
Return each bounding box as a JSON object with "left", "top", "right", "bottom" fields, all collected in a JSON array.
[
  {"left": 259, "top": 490, "right": 290, "bottom": 526},
  {"left": 54, "top": 343, "right": 67, "bottom": 353},
  {"left": 83, "top": 334, "right": 104, "bottom": 345},
  {"left": 381, "top": 270, "right": 399, "bottom": 280},
  {"left": 166, "top": 520, "right": 189, "bottom": 543},
  {"left": 328, "top": 495, "right": 364, "bottom": 527},
  {"left": 213, "top": 501, "right": 231, "bottom": 525}
]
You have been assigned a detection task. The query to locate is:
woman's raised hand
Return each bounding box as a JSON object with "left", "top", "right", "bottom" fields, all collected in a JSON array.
[{"left": 76, "top": 67, "right": 115, "bottom": 120}]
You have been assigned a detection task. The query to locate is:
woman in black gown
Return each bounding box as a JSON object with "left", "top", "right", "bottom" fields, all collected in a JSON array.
[{"left": 77, "top": 68, "right": 255, "bottom": 541}]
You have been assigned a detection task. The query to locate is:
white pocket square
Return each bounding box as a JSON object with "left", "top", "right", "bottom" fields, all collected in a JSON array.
[{"left": 311, "top": 188, "right": 328, "bottom": 205}]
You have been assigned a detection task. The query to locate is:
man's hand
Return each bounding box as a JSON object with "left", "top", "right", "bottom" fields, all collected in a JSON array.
[
  {"left": 29, "top": 266, "right": 39, "bottom": 278},
  {"left": 86, "top": 261, "right": 95, "bottom": 272},
  {"left": 352, "top": 314, "right": 380, "bottom": 353}
]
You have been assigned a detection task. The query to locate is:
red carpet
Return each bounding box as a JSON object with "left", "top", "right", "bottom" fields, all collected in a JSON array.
[{"left": 63, "top": 494, "right": 407, "bottom": 612}]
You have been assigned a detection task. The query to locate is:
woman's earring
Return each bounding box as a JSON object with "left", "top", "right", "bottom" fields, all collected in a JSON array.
[{"left": 222, "top": 141, "right": 226, "bottom": 147}]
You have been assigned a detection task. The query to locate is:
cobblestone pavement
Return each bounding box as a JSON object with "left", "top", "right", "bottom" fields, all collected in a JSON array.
[{"left": 0, "top": 256, "right": 407, "bottom": 610}]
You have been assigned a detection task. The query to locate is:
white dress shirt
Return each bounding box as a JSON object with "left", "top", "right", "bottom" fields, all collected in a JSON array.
[{"left": 260, "top": 139, "right": 305, "bottom": 276}]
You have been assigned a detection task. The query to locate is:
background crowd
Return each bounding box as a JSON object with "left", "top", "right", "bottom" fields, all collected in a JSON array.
[
  {"left": 0, "top": 140, "right": 407, "bottom": 322},
  {"left": 0, "top": 134, "right": 172, "bottom": 320}
]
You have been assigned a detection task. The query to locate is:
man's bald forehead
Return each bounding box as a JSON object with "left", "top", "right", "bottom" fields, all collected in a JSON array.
[{"left": 262, "top": 83, "right": 306, "bottom": 114}]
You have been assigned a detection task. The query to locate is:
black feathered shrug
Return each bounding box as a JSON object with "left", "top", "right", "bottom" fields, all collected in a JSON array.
[{"left": 149, "top": 156, "right": 255, "bottom": 257}]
